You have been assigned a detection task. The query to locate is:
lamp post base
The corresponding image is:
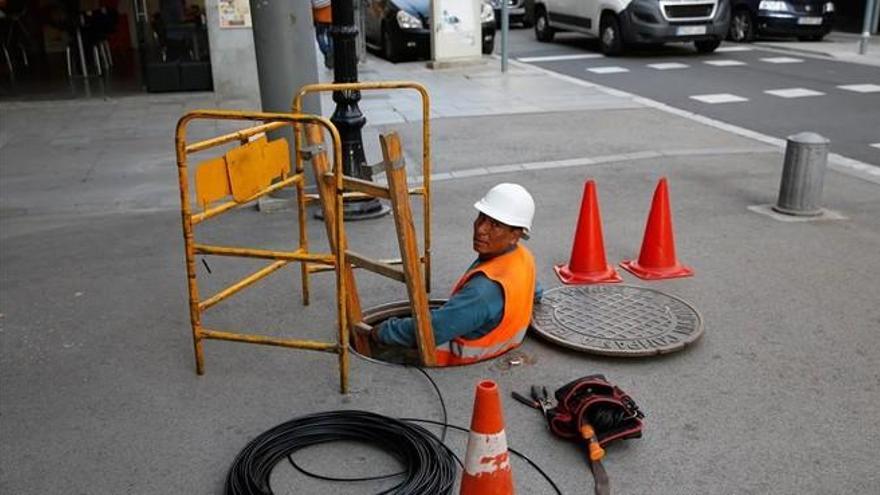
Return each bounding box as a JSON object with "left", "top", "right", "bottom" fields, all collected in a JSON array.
[{"left": 314, "top": 197, "right": 391, "bottom": 221}]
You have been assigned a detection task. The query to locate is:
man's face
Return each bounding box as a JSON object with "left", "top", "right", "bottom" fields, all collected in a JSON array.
[{"left": 473, "top": 212, "right": 522, "bottom": 259}]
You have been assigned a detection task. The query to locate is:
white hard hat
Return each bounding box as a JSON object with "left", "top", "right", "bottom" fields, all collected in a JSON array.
[{"left": 474, "top": 183, "right": 535, "bottom": 236}]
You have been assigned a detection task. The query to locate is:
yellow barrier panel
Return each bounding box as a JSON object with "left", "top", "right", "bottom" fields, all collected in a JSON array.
[{"left": 175, "top": 110, "right": 350, "bottom": 393}]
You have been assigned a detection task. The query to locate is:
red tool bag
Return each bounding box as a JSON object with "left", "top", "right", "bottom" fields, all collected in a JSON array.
[{"left": 546, "top": 374, "right": 644, "bottom": 447}]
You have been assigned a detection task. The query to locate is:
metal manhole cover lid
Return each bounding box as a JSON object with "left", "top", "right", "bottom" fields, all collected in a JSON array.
[{"left": 531, "top": 285, "right": 703, "bottom": 357}]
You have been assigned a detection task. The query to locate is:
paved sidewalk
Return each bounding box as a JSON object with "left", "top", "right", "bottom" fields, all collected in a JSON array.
[
  {"left": 754, "top": 31, "right": 880, "bottom": 67},
  {"left": 2, "top": 53, "right": 879, "bottom": 494}
]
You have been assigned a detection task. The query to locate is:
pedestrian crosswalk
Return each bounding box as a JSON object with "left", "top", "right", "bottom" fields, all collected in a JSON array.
[
  {"left": 714, "top": 46, "right": 753, "bottom": 53},
  {"left": 517, "top": 45, "right": 879, "bottom": 158},
  {"left": 704, "top": 60, "right": 747, "bottom": 66},
  {"left": 838, "top": 84, "right": 880, "bottom": 93},
  {"left": 534, "top": 53, "right": 880, "bottom": 105},
  {"left": 587, "top": 66, "right": 629, "bottom": 74},
  {"left": 760, "top": 57, "right": 804, "bottom": 64},
  {"left": 647, "top": 62, "right": 690, "bottom": 70},
  {"left": 690, "top": 93, "right": 749, "bottom": 104},
  {"left": 764, "top": 88, "right": 825, "bottom": 98}
]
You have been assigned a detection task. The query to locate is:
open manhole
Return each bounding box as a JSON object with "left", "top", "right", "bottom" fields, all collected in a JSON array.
[
  {"left": 353, "top": 299, "right": 448, "bottom": 366},
  {"left": 531, "top": 285, "right": 703, "bottom": 357},
  {"left": 356, "top": 299, "right": 536, "bottom": 368}
]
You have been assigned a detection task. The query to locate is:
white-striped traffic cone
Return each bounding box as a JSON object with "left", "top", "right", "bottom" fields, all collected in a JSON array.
[{"left": 460, "top": 380, "right": 514, "bottom": 494}]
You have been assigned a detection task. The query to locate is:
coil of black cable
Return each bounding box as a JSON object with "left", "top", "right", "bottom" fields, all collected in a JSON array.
[{"left": 225, "top": 410, "right": 458, "bottom": 495}]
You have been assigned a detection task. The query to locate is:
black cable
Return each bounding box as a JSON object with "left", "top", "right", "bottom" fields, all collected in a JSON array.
[
  {"left": 227, "top": 356, "right": 563, "bottom": 494},
  {"left": 286, "top": 364, "right": 450, "bottom": 483},
  {"left": 225, "top": 410, "right": 458, "bottom": 495}
]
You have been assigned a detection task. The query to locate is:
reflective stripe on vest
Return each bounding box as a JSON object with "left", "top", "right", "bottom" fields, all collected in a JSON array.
[{"left": 434, "top": 245, "right": 535, "bottom": 366}]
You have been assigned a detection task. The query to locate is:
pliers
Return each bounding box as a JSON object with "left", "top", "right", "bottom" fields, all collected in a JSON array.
[{"left": 512, "top": 385, "right": 554, "bottom": 419}]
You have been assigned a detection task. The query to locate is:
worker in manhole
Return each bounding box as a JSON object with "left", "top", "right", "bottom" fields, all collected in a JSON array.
[{"left": 371, "top": 183, "right": 542, "bottom": 365}]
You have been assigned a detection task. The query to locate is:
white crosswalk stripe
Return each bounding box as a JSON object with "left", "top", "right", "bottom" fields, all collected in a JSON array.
[
  {"left": 587, "top": 66, "right": 630, "bottom": 74},
  {"left": 764, "top": 88, "right": 825, "bottom": 98},
  {"left": 760, "top": 57, "right": 804, "bottom": 64},
  {"left": 715, "top": 46, "right": 753, "bottom": 52},
  {"left": 647, "top": 62, "right": 690, "bottom": 70},
  {"left": 871, "top": 143, "right": 880, "bottom": 150},
  {"left": 838, "top": 84, "right": 880, "bottom": 93},
  {"left": 690, "top": 93, "right": 749, "bottom": 104},
  {"left": 704, "top": 60, "right": 747, "bottom": 67},
  {"left": 519, "top": 54, "right": 604, "bottom": 62}
]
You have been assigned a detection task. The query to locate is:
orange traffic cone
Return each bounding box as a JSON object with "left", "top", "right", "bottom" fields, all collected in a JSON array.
[
  {"left": 554, "top": 180, "right": 622, "bottom": 284},
  {"left": 460, "top": 380, "right": 515, "bottom": 495},
  {"left": 620, "top": 177, "right": 693, "bottom": 280}
]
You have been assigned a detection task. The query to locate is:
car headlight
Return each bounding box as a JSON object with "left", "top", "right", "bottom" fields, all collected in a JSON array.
[
  {"left": 481, "top": 3, "right": 495, "bottom": 23},
  {"left": 396, "top": 10, "right": 423, "bottom": 29},
  {"left": 758, "top": 1, "right": 789, "bottom": 11},
  {"left": 823, "top": 2, "right": 834, "bottom": 13}
]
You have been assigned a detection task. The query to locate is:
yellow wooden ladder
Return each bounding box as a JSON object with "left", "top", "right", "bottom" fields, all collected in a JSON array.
[{"left": 304, "top": 125, "right": 437, "bottom": 366}]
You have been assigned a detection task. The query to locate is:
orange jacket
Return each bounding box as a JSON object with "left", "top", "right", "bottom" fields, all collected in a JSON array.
[
  {"left": 435, "top": 245, "right": 536, "bottom": 366},
  {"left": 313, "top": 3, "right": 331, "bottom": 24}
]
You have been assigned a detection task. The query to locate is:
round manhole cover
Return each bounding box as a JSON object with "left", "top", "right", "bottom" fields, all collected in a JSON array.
[{"left": 531, "top": 285, "right": 703, "bottom": 357}]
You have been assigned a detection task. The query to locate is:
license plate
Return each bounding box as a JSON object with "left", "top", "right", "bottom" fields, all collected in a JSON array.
[
  {"left": 677, "top": 25, "right": 707, "bottom": 36},
  {"left": 798, "top": 17, "right": 823, "bottom": 25}
]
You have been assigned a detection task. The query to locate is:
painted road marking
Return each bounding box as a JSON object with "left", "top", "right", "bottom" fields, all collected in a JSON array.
[
  {"left": 870, "top": 143, "right": 880, "bottom": 150},
  {"left": 704, "top": 60, "right": 747, "bottom": 67},
  {"left": 587, "top": 66, "right": 630, "bottom": 74},
  {"left": 715, "top": 46, "right": 753, "bottom": 52},
  {"left": 690, "top": 93, "right": 749, "bottom": 104},
  {"left": 764, "top": 88, "right": 825, "bottom": 98},
  {"left": 838, "top": 84, "right": 880, "bottom": 93},
  {"left": 648, "top": 62, "right": 690, "bottom": 70},
  {"left": 760, "top": 57, "right": 804, "bottom": 64},
  {"left": 519, "top": 53, "right": 604, "bottom": 62},
  {"left": 507, "top": 58, "right": 880, "bottom": 186}
]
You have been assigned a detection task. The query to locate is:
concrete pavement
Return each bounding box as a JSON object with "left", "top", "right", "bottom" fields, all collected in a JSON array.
[
  {"left": 754, "top": 31, "right": 880, "bottom": 67},
  {"left": 1, "top": 52, "right": 879, "bottom": 494}
]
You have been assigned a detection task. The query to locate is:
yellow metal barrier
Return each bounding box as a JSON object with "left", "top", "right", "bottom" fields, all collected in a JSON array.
[
  {"left": 175, "top": 110, "right": 350, "bottom": 393},
  {"left": 293, "top": 81, "right": 433, "bottom": 292}
]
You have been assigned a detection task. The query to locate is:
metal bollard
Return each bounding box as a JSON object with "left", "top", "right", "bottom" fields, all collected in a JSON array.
[{"left": 773, "top": 132, "right": 830, "bottom": 217}]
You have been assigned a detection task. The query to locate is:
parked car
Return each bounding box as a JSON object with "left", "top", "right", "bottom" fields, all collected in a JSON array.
[
  {"left": 488, "top": 0, "right": 532, "bottom": 27},
  {"left": 728, "top": 1, "right": 834, "bottom": 42},
  {"left": 528, "top": 0, "right": 731, "bottom": 55},
  {"left": 364, "top": 0, "right": 497, "bottom": 62}
]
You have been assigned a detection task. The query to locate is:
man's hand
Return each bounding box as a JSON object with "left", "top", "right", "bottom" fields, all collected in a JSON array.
[{"left": 369, "top": 324, "right": 382, "bottom": 344}]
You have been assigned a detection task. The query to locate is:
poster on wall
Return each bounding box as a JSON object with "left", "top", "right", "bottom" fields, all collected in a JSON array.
[
  {"left": 438, "top": 0, "right": 476, "bottom": 45},
  {"left": 219, "top": 0, "right": 252, "bottom": 28},
  {"left": 432, "top": 0, "right": 480, "bottom": 62}
]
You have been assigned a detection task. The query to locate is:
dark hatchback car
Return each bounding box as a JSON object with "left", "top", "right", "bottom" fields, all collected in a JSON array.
[
  {"left": 728, "top": 0, "right": 834, "bottom": 42},
  {"left": 364, "top": 0, "right": 497, "bottom": 62}
]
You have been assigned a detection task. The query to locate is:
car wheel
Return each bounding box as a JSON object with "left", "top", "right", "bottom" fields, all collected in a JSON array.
[
  {"left": 798, "top": 34, "right": 825, "bottom": 41},
  {"left": 534, "top": 7, "right": 554, "bottom": 42},
  {"left": 728, "top": 9, "right": 754, "bottom": 42},
  {"left": 382, "top": 25, "right": 400, "bottom": 63},
  {"left": 599, "top": 13, "right": 623, "bottom": 56},
  {"left": 695, "top": 39, "right": 722, "bottom": 53}
]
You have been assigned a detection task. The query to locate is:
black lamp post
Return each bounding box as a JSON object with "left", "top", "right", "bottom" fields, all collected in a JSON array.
[{"left": 329, "top": 0, "right": 389, "bottom": 219}]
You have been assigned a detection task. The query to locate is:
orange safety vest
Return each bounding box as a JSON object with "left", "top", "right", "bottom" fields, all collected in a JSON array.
[
  {"left": 434, "top": 244, "right": 536, "bottom": 366},
  {"left": 313, "top": 4, "right": 332, "bottom": 24}
]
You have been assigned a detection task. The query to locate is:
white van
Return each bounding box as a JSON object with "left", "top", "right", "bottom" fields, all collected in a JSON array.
[{"left": 529, "top": 0, "right": 731, "bottom": 55}]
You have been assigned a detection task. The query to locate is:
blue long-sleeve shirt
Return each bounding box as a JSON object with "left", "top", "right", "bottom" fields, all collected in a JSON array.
[{"left": 376, "top": 263, "right": 543, "bottom": 347}]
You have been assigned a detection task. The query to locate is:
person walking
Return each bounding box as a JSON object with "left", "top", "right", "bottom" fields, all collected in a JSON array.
[{"left": 312, "top": 0, "right": 332, "bottom": 69}]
